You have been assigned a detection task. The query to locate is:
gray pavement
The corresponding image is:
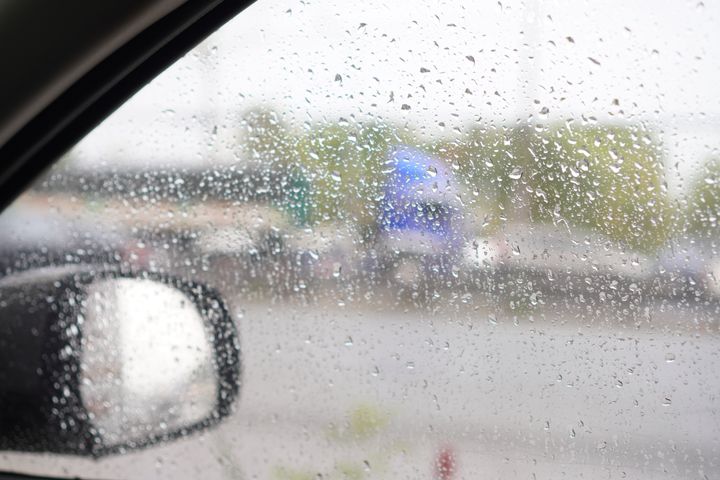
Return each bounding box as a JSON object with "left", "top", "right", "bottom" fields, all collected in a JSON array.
[{"left": 4, "top": 294, "right": 720, "bottom": 480}]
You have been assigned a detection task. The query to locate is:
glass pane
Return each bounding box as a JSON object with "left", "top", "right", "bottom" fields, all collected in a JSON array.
[{"left": 3, "top": 0, "right": 720, "bottom": 478}]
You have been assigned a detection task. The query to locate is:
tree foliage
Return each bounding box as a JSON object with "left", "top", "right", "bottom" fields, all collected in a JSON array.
[
  {"left": 240, "top": 107, "right": 672, "bottom": 250},
  {"left": 686, "top": 156, "right": 720, "bottom": 239}
]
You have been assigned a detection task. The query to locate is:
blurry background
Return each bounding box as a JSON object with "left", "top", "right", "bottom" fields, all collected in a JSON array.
[{"left": 2, "top": 0, "right": 720, "bottom": 479}]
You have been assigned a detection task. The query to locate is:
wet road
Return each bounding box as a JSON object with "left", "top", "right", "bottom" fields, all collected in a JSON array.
[{"left": 4, "top": 295, "right": 720, "bottom": 479}]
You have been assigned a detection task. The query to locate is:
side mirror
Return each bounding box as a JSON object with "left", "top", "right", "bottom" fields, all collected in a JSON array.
[{"left": 0, "top": 267, "right": 240, "bottom": 456}]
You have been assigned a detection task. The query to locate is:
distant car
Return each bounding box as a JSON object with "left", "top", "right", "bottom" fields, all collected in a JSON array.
[
  {"left": 654, "top": 240, "right": 719, "bottom": 300},
  {"left": 0, "top": 201, "right": 171, "bottom": 276},
  {"left": 463, "top": 223, "right": 654, "bottom": 298}
]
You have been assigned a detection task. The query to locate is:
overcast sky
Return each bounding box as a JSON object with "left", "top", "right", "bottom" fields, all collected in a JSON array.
[{"left": 69, "top": 0, "right": 720, "bottom": 195}]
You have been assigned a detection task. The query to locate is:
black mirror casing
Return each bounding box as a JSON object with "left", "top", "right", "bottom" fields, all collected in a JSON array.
[{"left": 0, "top": 267, "right": 240, "bottom": 456}]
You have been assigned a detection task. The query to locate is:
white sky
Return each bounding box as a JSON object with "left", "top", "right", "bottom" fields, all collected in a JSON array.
[{"left": 69, "top": 0, "right": 720, "bottom": 195}]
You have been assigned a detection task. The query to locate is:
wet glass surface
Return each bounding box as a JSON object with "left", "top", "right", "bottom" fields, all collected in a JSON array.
[{"left": 2, "top": 0, "right": 720, "bottom": 478}]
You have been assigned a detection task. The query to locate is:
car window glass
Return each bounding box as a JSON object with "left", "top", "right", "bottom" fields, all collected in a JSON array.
[{"left": 2, "top": 0, "right": 720, "bottom": 479}]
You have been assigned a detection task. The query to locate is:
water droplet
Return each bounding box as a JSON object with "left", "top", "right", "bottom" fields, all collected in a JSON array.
[
  {"left": 509, "top": 167, "right": 523, "bottom": 180},
  {"left": 665, "top": 353, "right": 676, "bottom": 363}
]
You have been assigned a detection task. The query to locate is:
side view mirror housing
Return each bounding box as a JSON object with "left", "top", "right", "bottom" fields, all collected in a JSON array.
[{"left": 0, "top": 266, "right": 240, "bottom": 456}]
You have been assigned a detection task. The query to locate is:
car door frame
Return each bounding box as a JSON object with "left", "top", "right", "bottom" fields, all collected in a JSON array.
[{"left": 0, "top": 0, "right": 254, "bottom": 214}]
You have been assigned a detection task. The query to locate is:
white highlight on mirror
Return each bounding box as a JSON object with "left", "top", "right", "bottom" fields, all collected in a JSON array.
[{"left": 79, "top": 278, "right": 217, "bottom": 445}]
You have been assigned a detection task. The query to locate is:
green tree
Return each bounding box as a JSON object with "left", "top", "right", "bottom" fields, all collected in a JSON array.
[
  {"left": 238, "top": 107, "right": 315, "bottom": 225},
  {"left": 432, "top": 124, "right": 672, "bottom": 250},
  {"left": 430, "top": 125, "right": 530, "bottom": 233},
  {"left": 239, "top": 107, "right": 293, "bottom": 166},
  {"left": 529, "top": 125, "right": 671, "bottom": 250},
  {"left": 685, "top": 156, "right": 720, "bottom": 239},
  {"left": 238, "top": 108, "right": 673, "bottom": 250},
  {"left": 295, "top": 122, "right": 407, "bottom": 226}
]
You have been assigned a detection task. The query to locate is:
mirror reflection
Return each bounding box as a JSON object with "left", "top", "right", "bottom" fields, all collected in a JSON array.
[{"left": 79, "top": 278, "right": 217, "bottom": 446}]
